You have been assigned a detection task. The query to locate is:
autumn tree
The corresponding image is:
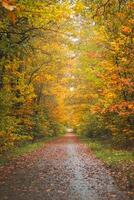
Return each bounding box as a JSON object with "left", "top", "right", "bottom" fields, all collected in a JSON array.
[
  {"left": 0, "top": 0, "right": 71, "bottom": 152},
  {"left": 68, "top": 0, "right": 134, "bottom": 147}
]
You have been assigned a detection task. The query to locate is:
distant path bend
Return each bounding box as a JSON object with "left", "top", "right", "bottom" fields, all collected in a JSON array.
[{"left": 0, "top": 133, "right": 128, "bottom": 200}]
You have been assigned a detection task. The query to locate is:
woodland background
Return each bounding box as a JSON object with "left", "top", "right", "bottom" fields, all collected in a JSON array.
[{"left": 0, "top": 0, "right": 133, "bottom": 154}]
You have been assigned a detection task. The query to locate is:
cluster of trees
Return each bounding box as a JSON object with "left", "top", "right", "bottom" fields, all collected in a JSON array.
[
  {"left": 0, "top": 0, "right": 72, "bottom": 153},
  {"left": 0, "top": 0, "right": 133, "bottom": 152},
  {"left": 68, "top": 0, "right": 134, "bottom": 147}
]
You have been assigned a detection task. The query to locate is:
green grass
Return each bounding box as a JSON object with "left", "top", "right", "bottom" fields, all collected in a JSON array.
[
  {"left": 80, "top": 136, "right": 134, "bottom": 166},
  {"left": 0, "top": 136, "right": 57, "bottom": 166},
  {"left": 80, "top": 136, "right": 134, "bottom": 198}
]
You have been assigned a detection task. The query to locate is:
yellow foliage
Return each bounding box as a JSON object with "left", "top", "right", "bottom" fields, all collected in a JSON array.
[{"left": 74, "top": 2, "right": 85, "bottom": 14}]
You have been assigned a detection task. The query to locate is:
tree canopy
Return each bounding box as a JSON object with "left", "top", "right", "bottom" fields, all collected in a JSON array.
[{"left": 0, "top": 0, "right": 133, "bottom": 152}]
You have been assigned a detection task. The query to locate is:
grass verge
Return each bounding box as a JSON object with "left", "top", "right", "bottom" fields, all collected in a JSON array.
[
  {"left": 80, "top": 136, "right": 134, "bottom": 199},
  {"left": 0, "top": 136, "right": 57, "bottom": 166}
]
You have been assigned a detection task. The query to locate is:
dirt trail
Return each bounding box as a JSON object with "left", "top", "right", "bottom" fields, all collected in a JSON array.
[{"left": 0, "top": 133, "right": 128, "bottom": 200}]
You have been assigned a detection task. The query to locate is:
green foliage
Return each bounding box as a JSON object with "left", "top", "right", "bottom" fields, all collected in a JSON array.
[
  {"left": 0, "top": 136, "right": 56, "bottom": 165},
  {"left": 0, "top": 0, "right": 133, "bottom": 153},
  {"left": 76, "top": 114, "right": 110, "bottom": 139},
  {"left": 80, "top": 136, "right": 134, "bottom": 166},
  {"left": 80, "top": 135, "right": 134, "bottom": 197},
  {"left": 68, "top": 0, "right": 134, "bottom": 147},
  {"left": 0, "top": 0, "right": 69, "bottom": 153}
]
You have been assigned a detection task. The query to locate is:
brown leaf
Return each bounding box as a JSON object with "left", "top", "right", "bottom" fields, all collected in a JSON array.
[{"left": 2, "top": 1, "right": 16, "bottom": 11}]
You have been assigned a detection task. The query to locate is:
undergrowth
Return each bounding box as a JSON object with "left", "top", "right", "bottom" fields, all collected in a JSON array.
[
  {"left": 80, "top": 135, "right": 134, "bottom": 199},
  {"left": 0, "top": 136, "right": 57, "bottom": 166}
]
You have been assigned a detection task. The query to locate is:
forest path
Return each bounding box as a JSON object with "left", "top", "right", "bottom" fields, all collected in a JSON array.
[{"left": 0, "top": 133, "right": 128, "bottom": 200}]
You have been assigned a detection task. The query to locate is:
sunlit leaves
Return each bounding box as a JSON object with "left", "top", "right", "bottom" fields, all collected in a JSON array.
[
  {"left": 68, "top": 0, "right": 134, "bottom": 147},
  {"left": 2, "top": 0, "right": 16, "bottom": 11},
  {"left": 0, "top": 0, "right": 133, "bottom": 152}
]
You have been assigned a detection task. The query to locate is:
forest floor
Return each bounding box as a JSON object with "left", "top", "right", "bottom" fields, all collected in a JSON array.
[{"left": 0, "top": 133, "right": 131, "bottom": 200}]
